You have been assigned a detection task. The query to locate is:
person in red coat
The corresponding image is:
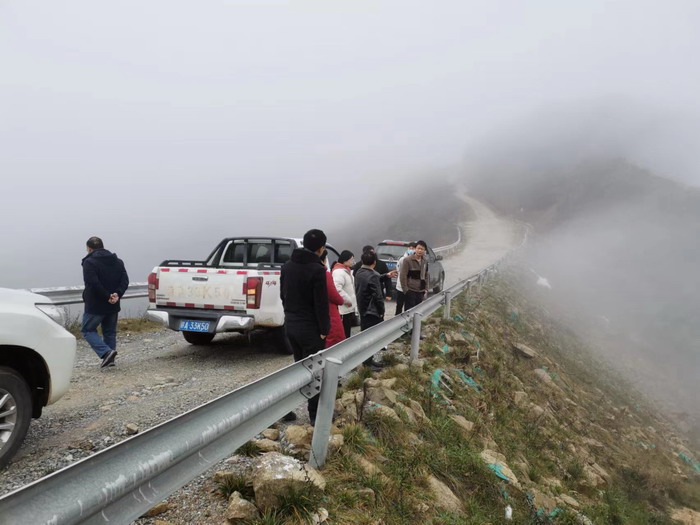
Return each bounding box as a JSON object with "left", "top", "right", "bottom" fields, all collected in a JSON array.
[{"left": 321, "top": 251, "right": 348, "bottom": 348}]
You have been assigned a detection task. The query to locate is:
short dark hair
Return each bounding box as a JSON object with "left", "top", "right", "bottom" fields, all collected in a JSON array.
[
  {"left": 362, "top": 245, "right": 374, "bottom": 253},
  {"left": 86, "top": 236, "right": 104, "bottom": 250},
  {"left": 361, "top": 252, "right": 376, "bottom": 266},
  {"left": 408, "top": 241, "right": 418, "bottom": 248},
  {"left": 416, "top": 240, "right": 427, "bottom": 249},
  {"left": 303, "top": 229, "right": 327, "bottom": 252}
]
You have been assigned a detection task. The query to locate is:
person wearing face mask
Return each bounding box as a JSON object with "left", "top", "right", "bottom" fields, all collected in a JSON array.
[
  {"left": 332, "top": 250, "right": 358, "bottom": 339},
  {"left": 394, "top": 241, "right": 418, "bottom": 315},
  {"left": 400, "top": 240, "right": 430, "bottom": 311}
]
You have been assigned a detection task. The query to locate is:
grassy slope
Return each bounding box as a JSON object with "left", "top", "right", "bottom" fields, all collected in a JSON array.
[{"left": 234, "top": 263, "right": 698, "bottom": 525}]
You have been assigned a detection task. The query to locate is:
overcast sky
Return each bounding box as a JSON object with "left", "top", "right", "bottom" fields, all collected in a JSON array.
[{"left": 2, "top": 1, "right": 699, "bottom": 288}]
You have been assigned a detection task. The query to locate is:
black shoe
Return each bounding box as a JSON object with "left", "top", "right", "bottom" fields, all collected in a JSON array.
[
  {"left": 100, "top": 350, "right": 117, "bottom": 368},
  {"left": 282, "top": 411, "right": 297, "bottom": 422}
]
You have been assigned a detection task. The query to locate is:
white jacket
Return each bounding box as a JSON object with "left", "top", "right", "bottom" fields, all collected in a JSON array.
[
  {"left": 332, "top": 265, "right": 357, "bottom": 315},
  {"left": 395, "top": 253, "right": 409, "bottom": 293}
]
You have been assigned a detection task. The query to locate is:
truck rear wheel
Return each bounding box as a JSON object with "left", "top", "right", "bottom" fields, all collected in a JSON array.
[
  {"left": 182, "top": 331, "right": 216, "bottom": 345},
  {"left": 0, "top": 367, "right": 33, "bottom": 469}
]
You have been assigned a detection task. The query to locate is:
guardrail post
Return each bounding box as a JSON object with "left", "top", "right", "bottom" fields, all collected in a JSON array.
[
  {"left": 410, "top": 312, "right": 423, "bottom": 362},
  {"left": 309, "top": 357, "right": 342, "bottom": 469},
  {"left": 443, "top": 291, "right": 452, "bottom": 320}
]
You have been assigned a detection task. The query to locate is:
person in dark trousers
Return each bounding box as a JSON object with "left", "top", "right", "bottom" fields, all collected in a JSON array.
[
  {"left": 394, "top": 241, "right": 417, "bottom": 315},
  {"left": 81, "top": 236, "right": 129, "bottom": 368},
  {"left": 400, "top": 239, "right": 430, "bottom": 311},
  {"left": 280, "top": 229, "right": 329, "bottom": 423},
  {"left": 354, "top": 251, "right": 385, "bottom": 370},
  {"left": 352, "top": 245, "right": 396, "bottom": 301}
]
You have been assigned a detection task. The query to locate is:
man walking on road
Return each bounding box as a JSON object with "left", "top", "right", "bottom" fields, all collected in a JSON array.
[
  {"left": 400, "top": 240, "right": 430, "bottom": 311},
  {"left": 81, "top": 236, "right": 129, "bottom": 368},
  {"left": 280, "top": 229, "right": 329, "bottom": 423},
  {"left": 354, "top": 251, "right": 385, "bottom": 370}
]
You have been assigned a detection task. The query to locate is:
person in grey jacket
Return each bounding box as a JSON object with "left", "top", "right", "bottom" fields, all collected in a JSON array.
[{"left": 354, "top": 251, "right": 385, "bottom": 369}]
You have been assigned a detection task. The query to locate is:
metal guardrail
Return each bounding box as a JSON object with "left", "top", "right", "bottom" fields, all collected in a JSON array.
[
  {"left": 1, "top": 226, "right": 528, "bottom": 524},
  {"left": 433, "top": 227, "right": 461, "bottom": 255},
  {"left": 28, "top": 283, "right": 148, "bottom": 305}
]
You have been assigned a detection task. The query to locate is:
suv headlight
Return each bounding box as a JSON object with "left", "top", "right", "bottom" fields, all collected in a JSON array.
[{"left": 36, "top": 304, "right": 67, "bottom": 326}]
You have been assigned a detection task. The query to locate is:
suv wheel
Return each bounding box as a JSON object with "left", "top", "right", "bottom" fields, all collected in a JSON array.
[
  {"left": 0, "top": 367, "right": 32, "bottom": 469},
  {"left": 182, "top": 331, "right": 216, "bottom": 345}
]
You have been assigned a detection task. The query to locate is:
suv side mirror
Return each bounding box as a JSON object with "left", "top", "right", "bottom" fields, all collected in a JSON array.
[{"left": 436, "top": 255, "right": 443, "bottom": 261}]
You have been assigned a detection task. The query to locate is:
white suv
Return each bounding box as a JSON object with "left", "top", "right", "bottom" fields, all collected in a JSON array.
[{"left": 0, "top": 288, "right": 77, "bottom": 468}]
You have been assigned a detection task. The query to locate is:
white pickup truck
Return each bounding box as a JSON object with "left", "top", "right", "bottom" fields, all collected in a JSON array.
[{"left": 146, "top": 237, "right": 338, "bottom": 349}]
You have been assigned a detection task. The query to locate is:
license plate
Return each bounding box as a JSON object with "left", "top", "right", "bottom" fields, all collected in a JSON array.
[{"left": 179, "top": 320, "right": 210, "bottom": 332}]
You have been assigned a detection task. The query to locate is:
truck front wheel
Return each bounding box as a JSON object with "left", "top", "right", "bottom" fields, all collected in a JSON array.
[
  {"left": 182, "top": 331, "right": 216, "bottom": 345},
  {"left": 0, "top": 367, "right": 33, "bottom": 469}
]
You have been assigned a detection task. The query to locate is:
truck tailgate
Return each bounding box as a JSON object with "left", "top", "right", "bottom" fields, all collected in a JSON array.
[{"left": 155, "top": 267, "right": 280, "bottom": 310}]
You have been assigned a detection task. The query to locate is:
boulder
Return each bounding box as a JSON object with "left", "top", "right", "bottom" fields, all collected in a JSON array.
[
  {"left": 125, "top": 423, "right": 139, "bottom": 435},
  {"left": 310, "top": 507, "right": 329, "bottom": 524},
  {"left": 449, "top": 415, "right": 475, "bottom": 435},
  {"left": 225, "top": 492, "right": 260, "bottom": 523},
  {"left": 479, "top": 450, "right": 521, "bottom": 489},
  {"left": 328, "top": 434, "right": 344, "bottom": 455},
  {"left": 530, "top": 488, "right": 558, "bottom": 513},
  {"left": 368, "top": 403, "right": 402, "bottom": 422},
  {"left": 408, "top": 400, "right": 430, "bottom": 424},
  {"left": 512, "top": 342, "right": 538, "bottom": 358},
  {"left": 393, "top": 402, "right": 417, "bottom": 424},
  {"left": 364, "top": 377, "right": 398, "bottom": 389},
  {"left": 445, "top": 332, "right": 468, "bottom": 346},
  {"left": 352, "top": 454, "right": 387, "bottom": 480},
  {"left": 252, "top": 439, "right": 282, "bottom": 453},
  {"left": 671, "top": 507, "right": 700, "bottom": 525},
  {"left": 143, "top": 502, "right": 169, "bottom": 517},
  {"left": 534, "top": 369, "right": 555, "bottom": 386},
  {"left": 529, "top": 403, "right": 546, "bottom": 419},
  {"left": 261, "top": 428, "right": 280, "bottom": 441},
  {"left": 285, "top": 425, "right": 314, "bottom": 448},
  {"left": 365, "top": 385, "right": 399, "bottom": 407},
  {"left": 426, "top": 475, "right": 464, "bottom": 512},
  {"left": 513, "top": 391, "right": 528, "bottom": 407},
  {"left": 335, "top": 390, "right": 365, "bottom": 422},
  {"left": 582, "top": 464, "right": 606, "bottom": 487},
  {"left": 557, "top": 494, "right": 581, "bottom": 509},
  {"left": 251, "top": 452, "right": 326, "bottom": 511}
]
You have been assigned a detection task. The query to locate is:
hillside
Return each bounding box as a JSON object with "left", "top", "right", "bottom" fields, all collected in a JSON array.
[
  {"left": 147, "top": 264, "right": 699, "bottom": 525},
  {"left": 464, "top": 159, "right": 700, "bottom": 437}
]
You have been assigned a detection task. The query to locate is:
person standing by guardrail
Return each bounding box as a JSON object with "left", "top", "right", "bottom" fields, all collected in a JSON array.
[
  {"left": 400, "top": 240, "right": 430, "bottom": 311},
  {"left": 331, "top": 250, "right": 358, "bottom": 339},
  {"left": 353, "top": 245, "right": 396, "bottom": 301},
  {"left": 394, "top": 241, "right": 417, "bottom": 315},
  {"left": 81, "top": 236, "right": 129, "bottom": 368},
  {"left": 355, "top": 251, "right": 385, "bottom": 370},
  {"left": 279, "top": 229, "right": 330, "bottom": 423}
]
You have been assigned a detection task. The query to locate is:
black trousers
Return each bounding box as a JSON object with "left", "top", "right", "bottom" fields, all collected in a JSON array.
[
  {"left": 360, "top": 314, "right": 383, "bottom": 365},
  {"left": 395, "top": 290, "right": 406, "bottom": 315},
  {"left": 340, "top": 313, "right": 354, "bottom": 339},
  {"left": 285, "top": 323, "right": 326, "bottom": 420},
  {"left": 404, "top": 290, "right": 425, "bottom": 311}
]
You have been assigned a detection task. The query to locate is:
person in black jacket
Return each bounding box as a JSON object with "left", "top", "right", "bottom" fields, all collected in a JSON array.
[
  {"left": 280, "top": 228, "right": 329, "bottom": 423},
  {"left": 352, "top": 245, "right": 396, "bottom": 300},
  {"left": 81, "top": 237, "right": 129, "bottom": 368},
  {"left": 354, "top": 251, "right": 385, "bottom": 370}
]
